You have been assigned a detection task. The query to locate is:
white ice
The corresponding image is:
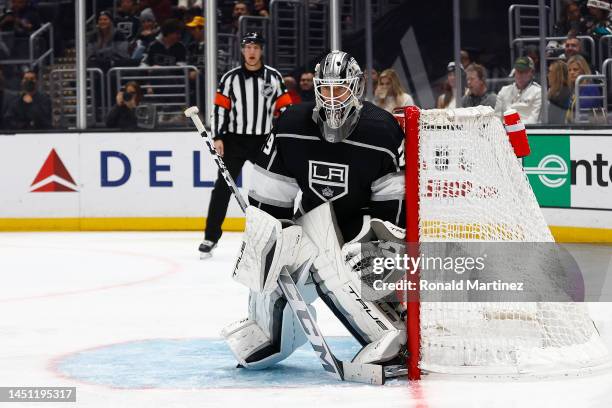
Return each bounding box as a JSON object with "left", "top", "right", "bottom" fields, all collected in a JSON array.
[{"left": 0, "top": 231, "right": 611, "bottom": 408}]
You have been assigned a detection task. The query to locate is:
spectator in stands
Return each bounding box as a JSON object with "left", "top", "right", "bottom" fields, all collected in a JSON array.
[
  {"left": 437, "top": 61, "right": 462, "bottom": 109},
  {"left": 553, "top": 1, "right": 585, "bottom": 36},
  {"left": 299, "top": 71, "right": 314, "bottom": 102},
  {"left": 374, "top": 68, "right": 414, "bottom": 113},
  {"left": 139, "top": 0, "right": 173, "bottom": 24},
  {"left": 106, "top": 81, "right": 142, "bottom": 129},
  {"left": 462, "top": 63, "right": 496, "bottom": 108},
  {"left": 0, "top": 0, "right": 40, "bottom": 37},
  {"left": 547, "top": 60, "right": 572, "bottom": 124},
  {"left": 283, "top": 75, "right": 301, "bottom": 104},
  {"left": 566, "top": 54, "right": 603, "bottom": 122},
  {"left": 3, "top": 70, "right": 51, "bottom": 130},
  {"left": 143, "top": 18, "right": 186, "bottom": 66},
  {"left": 87, "top": 10, "right": 130, "bottom": 72},
  {"left": 186, "top": 15, "right": 205, "bottom": 78},
  {"left": 583, "top": 0, "right": 612, "bottom": 39},
  {"left": 222, "top": 1, "right": 250, "bottom": 33},
  {"left": 254, "top": 0, "right": 269, "bottom": 17},
  {"left": 131, "top": 8, "right": 158, "bottom": 63},
  {"left": 115, "top": 0, "right": 141, "bottom": 42},
  {"left": 562, "top": 34, "right": 583, "bottom": 59},
  {"left": 495, "top": 56, "right": 542, "bottom": 124}
]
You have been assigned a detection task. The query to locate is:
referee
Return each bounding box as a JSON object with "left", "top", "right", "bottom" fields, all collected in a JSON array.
[{"left": 199, "top": 32, "right": 291, "bottom": 258}]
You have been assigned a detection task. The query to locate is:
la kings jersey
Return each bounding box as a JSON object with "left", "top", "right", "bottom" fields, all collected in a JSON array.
[{"left": 249, "top": 101, "right": 405, "bottom": 241}]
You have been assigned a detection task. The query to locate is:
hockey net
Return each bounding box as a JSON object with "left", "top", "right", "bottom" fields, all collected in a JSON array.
[{"left": 396, "top": 105, "right": 609, "bottom": 379}]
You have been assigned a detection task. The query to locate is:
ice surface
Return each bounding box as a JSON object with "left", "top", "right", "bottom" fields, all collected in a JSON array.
[{"left": 0, "top": 232, "right": 611, "bottom": 408}]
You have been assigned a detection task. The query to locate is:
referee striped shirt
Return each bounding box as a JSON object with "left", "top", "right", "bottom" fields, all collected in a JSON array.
[{"left": 212, "top": 64, "right": 292, "bottom": 139}]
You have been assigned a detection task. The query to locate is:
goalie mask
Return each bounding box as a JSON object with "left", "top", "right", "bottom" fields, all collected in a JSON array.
[{"left": 312, "top": 51, "right": 365, "bottom": 143}]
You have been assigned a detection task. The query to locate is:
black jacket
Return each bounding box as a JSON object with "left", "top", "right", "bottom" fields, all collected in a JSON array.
[
  {"left": 106, "top": 104, "right": 138, "bottom": 129},
  {"left": 3, "top": 92, "right": 52, "bottom": 130}
]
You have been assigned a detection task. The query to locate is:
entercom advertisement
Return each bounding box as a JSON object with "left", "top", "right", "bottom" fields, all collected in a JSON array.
[{"left": 524, "top": 131, "right": 612, "bottom": 238}]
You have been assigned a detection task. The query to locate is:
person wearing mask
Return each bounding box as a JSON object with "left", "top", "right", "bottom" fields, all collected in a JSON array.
[
  {"left": 299, "top": 71, "right": 315, "bottom": 102},
  {"left": 106, "top": 81, "right": 142, "bottom": 129},
  {"left": 373, "top": 68, "right": 414, "bottom": 113},
  {"left": 495, "top": 56, "right": 542, "bottom": 124},
  {"left": 4, "top": 70, "right": 51, "bottom": 130},
  {"left": 547, "top": 60, "right": 572, "bottom": 124},
  {"left": 462, "top": 63, "right": 497, "bottom": 108}
]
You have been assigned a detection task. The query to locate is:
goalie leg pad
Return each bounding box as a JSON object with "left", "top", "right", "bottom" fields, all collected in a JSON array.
[
  {"left": 232, "top": 206, "right": 305, "bottom": 293},
  {"left": 222, "top": 298, "right": 317, "bottom": 369},
  {"left": 296, "top": 203, "right": 405, "bottom": 350},
  {"left": 223, "top": 268, "right": 318, "bottom": 369}
]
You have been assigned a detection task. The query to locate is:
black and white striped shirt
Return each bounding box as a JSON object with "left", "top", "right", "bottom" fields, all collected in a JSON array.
[{"left": 212, "top": 64, "right": 291, "bottom": 140}]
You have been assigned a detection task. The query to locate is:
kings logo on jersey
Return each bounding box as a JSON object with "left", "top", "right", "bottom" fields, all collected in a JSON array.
[{"left": 308, "top": 160, "right": 349, "bottom": 201}]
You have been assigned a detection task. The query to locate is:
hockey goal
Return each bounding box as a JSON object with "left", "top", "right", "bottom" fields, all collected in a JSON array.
[{"left": 396, "top": 105, "right": 609, "bottom": 380}]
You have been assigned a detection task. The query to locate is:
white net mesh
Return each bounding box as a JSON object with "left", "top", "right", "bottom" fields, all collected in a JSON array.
[{"left": 408, "top": 106, "right": 609, "bottom": 375}]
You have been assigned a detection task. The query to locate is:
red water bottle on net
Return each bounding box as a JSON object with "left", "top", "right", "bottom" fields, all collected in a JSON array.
[{"left": 503, "top": 109, "right": 530, "bottom": 158}]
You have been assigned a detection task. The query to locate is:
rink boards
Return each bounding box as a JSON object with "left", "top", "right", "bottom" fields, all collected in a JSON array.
[{"left": 0, "top": 129, "right": 611, "bottom": 242}]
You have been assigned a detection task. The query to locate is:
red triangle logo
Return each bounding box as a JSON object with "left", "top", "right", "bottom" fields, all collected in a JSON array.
[{"left": 30, "top": 149, "right": 77, "bottom": 192}]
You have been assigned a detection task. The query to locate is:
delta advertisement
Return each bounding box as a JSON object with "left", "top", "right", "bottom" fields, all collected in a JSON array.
[{"left": 0, "top": 132, "right": 252, "bottom": 230}]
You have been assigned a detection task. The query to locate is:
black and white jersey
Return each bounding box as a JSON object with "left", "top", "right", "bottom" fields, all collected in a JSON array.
[
  {"left": 249, "top": 101, "right": 405, "bottom": 241},
  {"left": 212, "top": 64, "right": 292, "bottom": 139},
  {"left": 115, "top": 13, "right": 140, "bottom": 41},
  {"left": 144, "top": 40, "right": 187, "bottom": 67}
]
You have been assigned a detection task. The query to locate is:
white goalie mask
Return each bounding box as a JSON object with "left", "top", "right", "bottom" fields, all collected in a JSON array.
[{"left": 312, "top": 51, "right": 365, "bottom": 143}]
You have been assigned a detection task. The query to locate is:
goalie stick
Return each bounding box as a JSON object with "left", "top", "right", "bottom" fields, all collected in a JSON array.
[
  {"left": 185, "top": 106, "right": 388, "bottom": 385},
  {"left": 185, "top": 106, "right": 248, "bottom": 212}
]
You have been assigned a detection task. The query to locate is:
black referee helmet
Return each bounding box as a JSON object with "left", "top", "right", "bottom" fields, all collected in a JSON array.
[{"left": 241, "top": 32, "right": 265, "bottom": 48}]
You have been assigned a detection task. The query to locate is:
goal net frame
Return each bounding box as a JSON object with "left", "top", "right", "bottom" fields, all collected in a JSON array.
[{"left": 398, "top": 105, "right": 610, "bottom": 381}]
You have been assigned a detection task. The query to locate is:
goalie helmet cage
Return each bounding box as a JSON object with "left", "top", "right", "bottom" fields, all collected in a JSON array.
[{"left": 397, "top": 105, "right": 609, "bottom": 381}]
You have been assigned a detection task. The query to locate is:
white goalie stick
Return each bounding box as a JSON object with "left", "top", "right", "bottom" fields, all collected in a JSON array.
[{"left": 185, "top": 107, "right": 389, "bottom": 385}]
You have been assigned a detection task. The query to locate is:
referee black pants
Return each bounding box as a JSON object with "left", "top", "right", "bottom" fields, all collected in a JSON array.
[{"left": 205, "top": 134, "right": 268, "bottom": 243}]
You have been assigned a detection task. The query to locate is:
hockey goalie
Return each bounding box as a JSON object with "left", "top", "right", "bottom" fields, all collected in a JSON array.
[{"left": 221, "top": 51, "right": 408, "bottom": 377}]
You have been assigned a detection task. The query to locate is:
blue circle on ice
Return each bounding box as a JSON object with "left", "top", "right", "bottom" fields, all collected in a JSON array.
[{"left": 54, "top": 337, "right": 388, "bottom": 389}]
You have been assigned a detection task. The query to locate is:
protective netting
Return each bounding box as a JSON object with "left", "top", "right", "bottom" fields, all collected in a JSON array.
[{"left": 406, "top": 106, "right": 609, "bottom": 375}]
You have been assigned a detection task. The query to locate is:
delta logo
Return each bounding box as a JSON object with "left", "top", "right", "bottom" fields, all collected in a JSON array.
[{"left": 30, "top": 149, "right": 78, "bottom": 192}]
